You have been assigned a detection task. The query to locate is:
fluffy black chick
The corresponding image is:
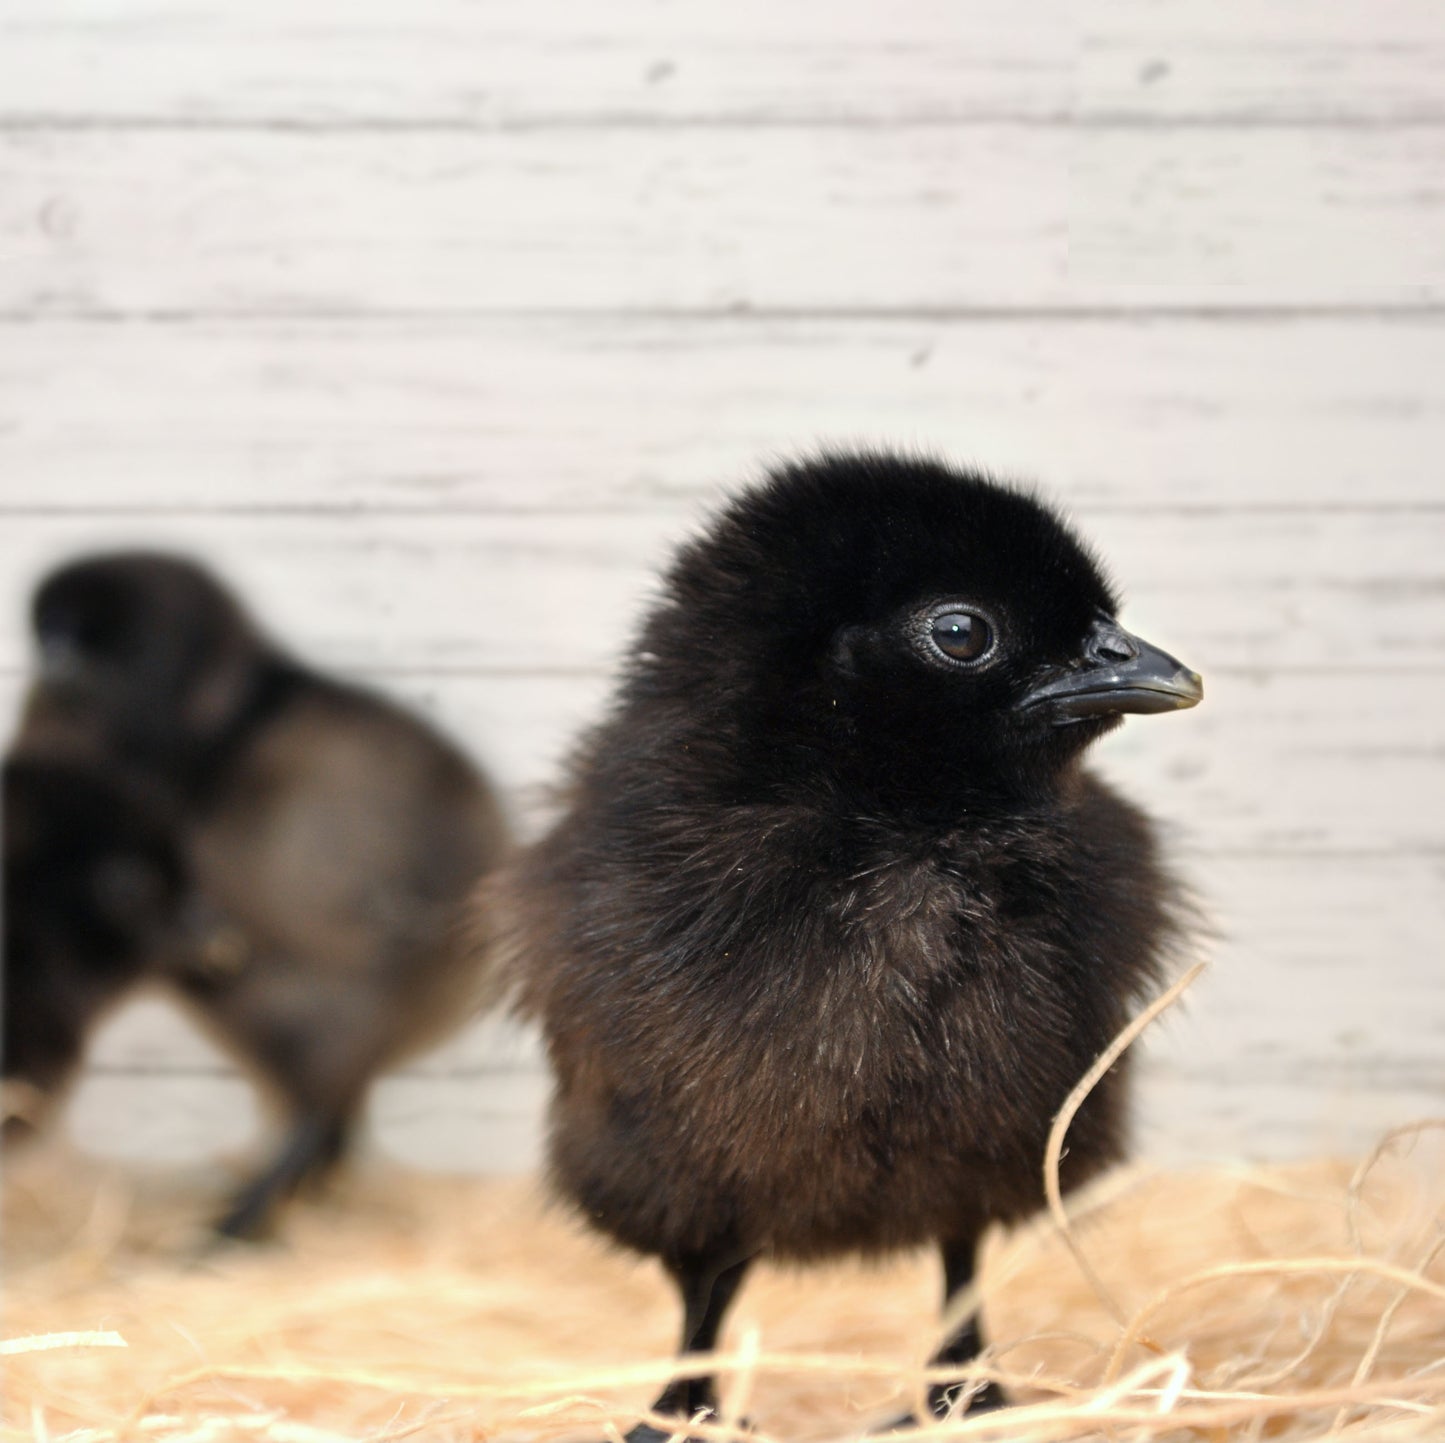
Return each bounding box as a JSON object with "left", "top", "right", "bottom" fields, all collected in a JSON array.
[
  {"left": 19, "top": 551, "right": 511, "bottom": 1238},
  {"left": 501, "top": 453, "right": 1202, "bottom": 1432},
  {"left": 3, "top": 756, "right": 188, "bottom": 1144}
]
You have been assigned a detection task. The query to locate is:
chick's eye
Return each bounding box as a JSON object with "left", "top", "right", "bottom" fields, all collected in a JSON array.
[{"left": 929, "top": 610, "right": 993, "bottom": 663}]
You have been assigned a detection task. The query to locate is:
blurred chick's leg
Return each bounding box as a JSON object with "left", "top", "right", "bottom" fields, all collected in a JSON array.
[{"left": 214, "top": 1107, "right": 351, "bottom": 1240}]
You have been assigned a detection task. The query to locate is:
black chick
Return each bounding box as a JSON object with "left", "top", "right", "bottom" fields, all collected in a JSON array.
[
  {"left": 500, "top": 453, "right": 1202, "bottom": 1433},
  {"left": 19, "top": 551, "right": 512, "bottom": 1238},
  {"left": 3, "top": 756, "right": 189, "bottom": 1145}
]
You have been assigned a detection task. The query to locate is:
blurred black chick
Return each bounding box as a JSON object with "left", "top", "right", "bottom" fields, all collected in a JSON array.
[
  {"left": 3, "top": 756, "right": 188, "bottom": 1145},
  {"left": 16, "top": 551, "right": 511, "bottom": 1238},
  {"left": 500, "top": 453, "right": 1202, "bottom": 1433}
]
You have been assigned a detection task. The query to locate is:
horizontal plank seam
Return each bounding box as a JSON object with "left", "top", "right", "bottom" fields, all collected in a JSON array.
[
  {"left": 1, "top": 665, "right": 1442, "bottom": 683},
  {"left": 1176, "top": 848, "right": 1445, "bottom": 860},
  {"left": 1153, "top": 1066, "right": 1445, "bottom": 1086},
  {"left": 1, "top": 504, "right": 1441, "bottom": 519},
  {"left": 3, "top": 111, "right": 1445, "bottom": 133},
  {"left": 5, "top": 306, "right": 1445, "bottom": 325}
]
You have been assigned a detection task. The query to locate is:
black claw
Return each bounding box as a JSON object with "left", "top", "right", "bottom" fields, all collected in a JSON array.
[
  {"left": 213, "top": 1190, "right": 279, "bottom": 1242},
  {"left": 210, "top": 1110, "right": 350, "bottom": 1241},
  {"left": 929, "top": 1377, "right": 1009, "bottom": 1419},
  {"left": 624, "top": 1414, "right": 730, "bottom": 1443},
  {"left": 876, "top": 1379, "right": 1009, "bottom": 1434},
  {"left": 624, "top": 1425, "right": 691, "bottom": 1443}
]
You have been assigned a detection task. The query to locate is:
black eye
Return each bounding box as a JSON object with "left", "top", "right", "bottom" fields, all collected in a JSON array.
[{"left": 929, "top": 610, "right": 993, "bottom": 664}]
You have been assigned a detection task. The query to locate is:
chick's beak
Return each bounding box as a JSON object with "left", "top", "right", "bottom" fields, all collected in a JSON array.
[{"left": 1020, "top": 617, "right": 1203, "bottom": 724}]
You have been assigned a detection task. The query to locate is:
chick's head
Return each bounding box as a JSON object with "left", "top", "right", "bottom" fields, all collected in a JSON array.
[
  {"left": 30, "top": 552, "right": 268, "bottom": 766},
  {"left": 633, "top": 453, "right": 1200, "bottom": 815}
]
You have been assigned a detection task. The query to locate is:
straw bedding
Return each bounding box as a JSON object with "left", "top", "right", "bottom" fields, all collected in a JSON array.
[
  {"left": 3, "top": 1110, "right": 1441, "bottom": 1443},
  {"left": 3, "top": 980, "right": 1442, "bottom": 1442}
]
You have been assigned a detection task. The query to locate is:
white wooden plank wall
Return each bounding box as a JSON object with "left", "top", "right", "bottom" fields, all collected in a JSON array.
[{"left": 1, "top": 0, "right": 1441, "bottom": 1179}]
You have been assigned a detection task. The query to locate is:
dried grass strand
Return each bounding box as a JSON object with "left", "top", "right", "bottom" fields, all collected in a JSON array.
[
  {"left": 1, "top": 1332, "right": 128, "bottom": 1356},
  {"left": 1041, "top": 960, "right": 1208, "bottom": 1331},
  {"left": 1103, "top": 1255, "right": 1445, "bottom": 1388},
  {"left": 1330, "top": 1227, "right": 1445, "bottom": 1434}
]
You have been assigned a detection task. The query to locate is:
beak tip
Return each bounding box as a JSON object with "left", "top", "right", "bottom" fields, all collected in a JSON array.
[{"left": 1021, "top": 624, "right": 1203, "bottom": 723}]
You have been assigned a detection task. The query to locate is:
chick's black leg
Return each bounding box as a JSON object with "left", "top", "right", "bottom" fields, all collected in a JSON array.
[
  {"left": 626, "top": 1251, "right": 752, "bottom": 1443},
  {"left": 923, "top": 1236, "right": 1007, "bottom": 1418},
  {"left": 214, "top": 1107, "right": 352, "bottom": 1240}
]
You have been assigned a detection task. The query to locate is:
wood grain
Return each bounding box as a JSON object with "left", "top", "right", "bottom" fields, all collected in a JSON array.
[
  {"left": 0, "top": 0, "right": 1072, "bottom": 126},
  {"left": 5, "top": 128, "right": 1442, "bottom": 316},
  {"left": 64, "top": 1051, "right": 551, "bottom": 1172},
  {"left": 3, "top": 317, "right": 1443, "bottom": 509},
  {"left": 3, "top": 1, "right": 1440, "bottom": 125},
  {"left": 2, "top": 510, "right": 1439, "bottom": 678},
  {"left": 1070, "top": 125, "right": 1445, "bottom": 306},
  {"left": 1081, "top": 0, "right": 1445, "bottom": 123}
]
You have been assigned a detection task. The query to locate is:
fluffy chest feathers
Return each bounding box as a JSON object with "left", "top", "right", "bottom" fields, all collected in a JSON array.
[{"left": 522, "top": 779, "right": 1155, "bottom": 1158}]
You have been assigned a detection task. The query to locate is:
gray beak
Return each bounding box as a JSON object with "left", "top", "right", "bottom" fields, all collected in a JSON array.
[{"left": 1020, "top": 617, "right": 1203, "bottom": 725}]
